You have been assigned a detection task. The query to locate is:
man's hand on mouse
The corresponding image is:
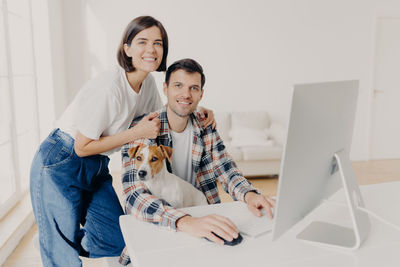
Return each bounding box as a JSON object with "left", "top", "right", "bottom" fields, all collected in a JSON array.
[
  {"left": 176, "top": 214, "right": 239, "bottom": 245},
  {"left": 244, "top": 191, "right": 275, "bottom": 219}
]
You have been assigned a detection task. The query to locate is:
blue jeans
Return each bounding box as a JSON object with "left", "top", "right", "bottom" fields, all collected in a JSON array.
[{"left": 30, "top": 129, "right": 125, "bottom": 267}]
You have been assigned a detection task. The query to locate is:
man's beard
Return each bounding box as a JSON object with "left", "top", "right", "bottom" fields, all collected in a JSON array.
[{"left": 170, "top": 104, "right": 194, "bottom": 118}]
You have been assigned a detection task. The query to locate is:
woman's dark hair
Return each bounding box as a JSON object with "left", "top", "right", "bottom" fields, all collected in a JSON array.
[
  {"left": 117, "top": 16, "right": 168, "bottom": 72},
  {"left": 165, "top": 58, "right": 206, "bottom": 88}
]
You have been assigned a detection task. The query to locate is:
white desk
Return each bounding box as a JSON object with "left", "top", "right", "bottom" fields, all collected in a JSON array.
[{"left": 120, "top": 182, "right": 400, "bottom": 267}]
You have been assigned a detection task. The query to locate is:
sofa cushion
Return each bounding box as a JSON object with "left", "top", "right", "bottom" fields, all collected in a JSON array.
[
  {"left": 215, "top": 111, "right": 231, "bottom": 142},
  {"left": 268, "top": 122, "right": 286, "bottom": 146},
  {"left": 229, "top": 128, "right": 271, "bottom": 147},
  {"left": 225, "top": 144, "right": 243, "bottom": 161},
  {"left": 241, "top": 145, "right": 282, "bottom": 161},
  {"left": 231, "top": 111, "right": 271, "bottom": 131}
]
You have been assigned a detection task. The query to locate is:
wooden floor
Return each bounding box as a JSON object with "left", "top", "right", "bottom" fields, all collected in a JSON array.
[{"left": 4, "top": 159, "right": 400, "bottom": 266}]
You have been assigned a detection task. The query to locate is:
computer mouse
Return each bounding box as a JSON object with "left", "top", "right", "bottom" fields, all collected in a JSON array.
[{"left": 204, "top": 232, "right": 243, "bottom": 246}]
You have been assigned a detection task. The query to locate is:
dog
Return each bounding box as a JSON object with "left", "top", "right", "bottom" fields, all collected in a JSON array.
[{"left": 128, "top": 144, "right": 208, "bottom": 208}]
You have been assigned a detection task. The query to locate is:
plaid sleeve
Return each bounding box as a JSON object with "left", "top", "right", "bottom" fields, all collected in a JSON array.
[{"left": 207, "top": 127, "right": 260, "bottom": 202}]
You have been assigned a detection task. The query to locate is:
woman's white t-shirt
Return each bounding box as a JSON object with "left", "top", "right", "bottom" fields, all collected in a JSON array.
[{"left": 56, "top": 66, "right": 162, "bottom": 155}]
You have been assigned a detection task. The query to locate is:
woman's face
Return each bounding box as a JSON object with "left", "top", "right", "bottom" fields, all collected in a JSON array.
[{"left": 124, "top": 26, "right": 164, "bottom": 74}]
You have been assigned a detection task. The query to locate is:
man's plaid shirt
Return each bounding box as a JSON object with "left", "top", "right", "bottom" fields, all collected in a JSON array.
[{"left": 119, "top": 106, "right": 259, "bottom": 265}]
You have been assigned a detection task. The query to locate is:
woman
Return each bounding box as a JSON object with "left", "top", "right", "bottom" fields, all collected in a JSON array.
[{"left": 30, "top": 16, "right": 215, "bottom": 266}]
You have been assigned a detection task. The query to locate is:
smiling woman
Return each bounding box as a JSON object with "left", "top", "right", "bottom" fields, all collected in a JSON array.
[
  {"left": 117, "top": 16, "right": 168, "bottom": 73},
  {"left": 28, "top": 14, "right": 215, "bottom": 266},
  {"left": 29, "top": 16, "right": 169, "bottom": 266},
  {"left": 123, "top": 26, "right": 164, "bottom": 81}
]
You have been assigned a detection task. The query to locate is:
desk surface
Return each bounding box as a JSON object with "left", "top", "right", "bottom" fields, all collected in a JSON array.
[{"left": 120, "top": 181, "right": 400, "bottom": 267}]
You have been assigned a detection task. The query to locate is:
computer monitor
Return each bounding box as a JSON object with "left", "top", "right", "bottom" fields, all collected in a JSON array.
[{"left": 271, "top": 80, "right": 371, "bottom": 249}]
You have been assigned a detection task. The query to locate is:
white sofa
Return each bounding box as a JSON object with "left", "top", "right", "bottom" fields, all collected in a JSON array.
[{"left": 215, "top": 111, "right": 285, "bottom": 177}]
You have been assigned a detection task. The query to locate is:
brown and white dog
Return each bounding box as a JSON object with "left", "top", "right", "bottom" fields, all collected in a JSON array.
[{"left": 128, "top": 144, "right": 208, "bottom": 208}]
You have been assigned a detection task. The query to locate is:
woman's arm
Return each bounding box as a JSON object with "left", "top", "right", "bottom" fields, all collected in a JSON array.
[{"left": 74, "top": 112, "right": 160, "bottom": 157}]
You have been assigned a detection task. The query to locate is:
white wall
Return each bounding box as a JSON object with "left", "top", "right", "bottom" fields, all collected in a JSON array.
[
  {"left": 46, "top": 0, "right": 67, "bottom": 120},
  {"left": 31, "top": 0, "right": 56, "bottom": 141},
  {"left": 54, "top": 0, "right": 400, "bottom": 163},
  {"left": 29, "top": 0, "right": 68, "bottom": 140}
]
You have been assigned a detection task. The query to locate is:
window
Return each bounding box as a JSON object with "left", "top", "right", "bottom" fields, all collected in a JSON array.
[{"left": 0, "top": 0, "right": 39, "bottom": 219}]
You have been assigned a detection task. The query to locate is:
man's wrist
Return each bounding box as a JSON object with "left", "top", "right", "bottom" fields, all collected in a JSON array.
[
  {"left": 176, "top": 214, "right": 192, "bottom": 231},
  {"left": 244, "top": 190, "right": 259, "bottom": 203}
]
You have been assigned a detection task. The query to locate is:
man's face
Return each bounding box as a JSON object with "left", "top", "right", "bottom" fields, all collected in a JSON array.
[{"left": 163, "top": 69, "right": 203, "bottom": 118}]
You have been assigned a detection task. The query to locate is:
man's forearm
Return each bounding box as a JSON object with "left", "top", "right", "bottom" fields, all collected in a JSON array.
[{"left": 123, "top": 185, "right": 188, "bottom": 230}]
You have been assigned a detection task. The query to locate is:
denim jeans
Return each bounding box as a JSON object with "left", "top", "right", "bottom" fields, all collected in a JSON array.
[{"left": 30, "top": 129, "right": 125, "bottom": 267}]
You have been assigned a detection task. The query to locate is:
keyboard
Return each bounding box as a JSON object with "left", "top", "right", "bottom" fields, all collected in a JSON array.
[{"left": 235, "top": 210, "right": 274, "bottom": 238}]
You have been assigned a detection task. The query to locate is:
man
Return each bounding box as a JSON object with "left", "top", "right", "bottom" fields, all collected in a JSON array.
[{"left": 119, "top": 58, "right": 275, "bottom": 265}]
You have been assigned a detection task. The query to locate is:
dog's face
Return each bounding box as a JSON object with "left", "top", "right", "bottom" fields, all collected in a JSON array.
[{"left": 128, "top": 145, "right": 173, "bottom": 181}]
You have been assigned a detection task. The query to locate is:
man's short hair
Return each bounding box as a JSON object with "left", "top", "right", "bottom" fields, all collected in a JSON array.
[
  {"left": 165, "top": 58, "right": 206, "bottom": 88},
  {"left": 117, "top": 16, "right": 168, "bottom": 72}
]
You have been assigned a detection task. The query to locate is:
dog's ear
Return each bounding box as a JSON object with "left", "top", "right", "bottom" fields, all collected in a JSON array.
[
  {"left": 128, "top": 146, "right": 141, "bottom": 161},
  {"left": 159, "top": 145, "right": 173, "bottom": 162}
]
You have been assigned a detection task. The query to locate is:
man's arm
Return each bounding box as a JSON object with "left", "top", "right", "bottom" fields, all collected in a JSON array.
[
  {"left": 176, "top": 214, "right": 239, "bottom": 245},
  {"left": 174, "top": 128, "right": 254, "bottom": 243},
  {"left": 207, "top": 127, "right": 275, "bottom": 217}
]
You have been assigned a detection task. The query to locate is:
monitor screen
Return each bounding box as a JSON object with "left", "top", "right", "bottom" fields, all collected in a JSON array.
[{"left": 272, "top": 80, "right": 370, "bottom": 248}]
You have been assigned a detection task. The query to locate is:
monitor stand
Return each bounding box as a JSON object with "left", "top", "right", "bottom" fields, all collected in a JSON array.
[{"left": 296, "top": 150, "right": 371, "bottom": 250}]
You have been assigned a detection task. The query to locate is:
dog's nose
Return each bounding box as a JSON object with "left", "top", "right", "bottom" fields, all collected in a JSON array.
[{"left": 138, "top": 170, "right": 147, "bottom": 179}]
